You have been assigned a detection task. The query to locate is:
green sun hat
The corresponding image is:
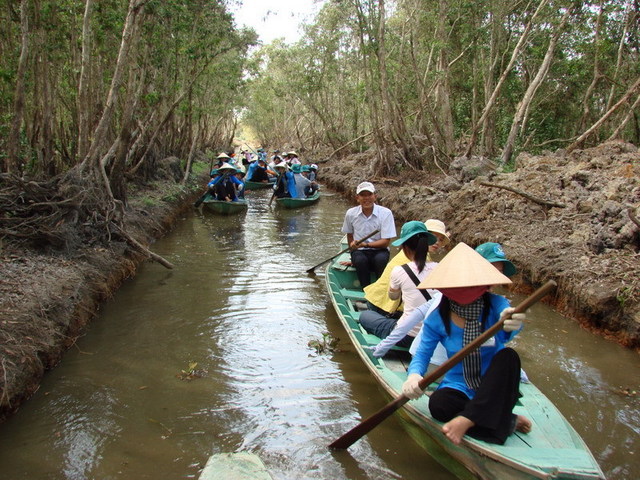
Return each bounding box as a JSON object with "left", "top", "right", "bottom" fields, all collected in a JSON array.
[
  {"left": 291, "top": 164, "right": 302, "bottom": 173},
  {"left": 475, "top": 242, "right": 517, "bottom": 277},
  {"left": 301, "top": 165, "right": 311, "bottom": 172},
  {"left": 392, "top": 220, "right": 437, "bottom": 247}
]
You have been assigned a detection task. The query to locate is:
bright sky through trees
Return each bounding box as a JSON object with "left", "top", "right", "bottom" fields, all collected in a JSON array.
[{"left": 230, "top": 0, "right": 326, "bottom": 44}]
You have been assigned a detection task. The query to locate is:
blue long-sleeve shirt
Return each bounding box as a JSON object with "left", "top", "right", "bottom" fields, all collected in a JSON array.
[
  {"left": 208, "top": 174, "right": 243, "bottom": 201},
  {"left": 407, "top": 293, "right": 520, "bottom": 399}
]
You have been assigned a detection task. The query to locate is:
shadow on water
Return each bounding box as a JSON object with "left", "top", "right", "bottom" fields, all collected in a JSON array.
[{"left": 0, "top": 188, "right": 636, "bottom": 479}]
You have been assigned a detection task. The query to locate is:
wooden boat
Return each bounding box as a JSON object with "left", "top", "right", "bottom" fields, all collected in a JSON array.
[
  {"left": 325, "top": 240, "right": 605, "bottom": 480},
  {"left": 275, "top": 191, "right": 320, "bottom": 209},
  {"left": 202, "top": 195, "right": 248, "bottom": 215},
  {"left": 244, "top": 179, "right": 275, "bottom": 190},
  {"left": 199, "top": 453, "right": 273, "bottom": 480}
]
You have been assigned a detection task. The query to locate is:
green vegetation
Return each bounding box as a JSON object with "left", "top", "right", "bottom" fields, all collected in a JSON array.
[
  {"left": 242, "top": 0, "right": 639, "bottom": 173},
  {"left": 308, "top": 332, "right": 341, "bottom": 354}
]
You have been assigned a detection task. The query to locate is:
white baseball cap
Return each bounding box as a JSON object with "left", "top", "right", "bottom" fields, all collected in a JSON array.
[{"left": 356, "top": 181, "right": 375, "bottom": 194}]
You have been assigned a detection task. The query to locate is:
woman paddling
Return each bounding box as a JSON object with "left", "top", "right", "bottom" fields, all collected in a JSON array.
[{"left": 402, "top": 243, "right": 531, "bottom": 445}]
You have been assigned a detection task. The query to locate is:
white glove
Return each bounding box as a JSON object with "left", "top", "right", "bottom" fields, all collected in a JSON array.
[
  {"left": 500, "top": 307, "right": 526, "bottom": 332},
  {"left": 402, "top": 373, "right": 424, "bottom": 399}
]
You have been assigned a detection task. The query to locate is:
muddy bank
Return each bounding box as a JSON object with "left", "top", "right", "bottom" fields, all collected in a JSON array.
[
  {"left": 318, "top": 141, "right": 640, "bottom": 348},
  {"left": 0, "top": 172, "right": 203, "bottom": 422}
]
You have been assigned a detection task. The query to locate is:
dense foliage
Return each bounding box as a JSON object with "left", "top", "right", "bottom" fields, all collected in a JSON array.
[
  {"left": 0, "top": 0, "right": 256, "bottom": 177},
  {"left": 243, "top": 0, "right": 639, "bottom": 174}
]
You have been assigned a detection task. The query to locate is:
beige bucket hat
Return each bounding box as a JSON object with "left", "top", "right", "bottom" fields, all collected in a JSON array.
[
  {"left": 424, "top": 219, "right": 450, "bottom": 244},
  {"left": 418, "top": 242, "right": 512, "bottom": 289}
]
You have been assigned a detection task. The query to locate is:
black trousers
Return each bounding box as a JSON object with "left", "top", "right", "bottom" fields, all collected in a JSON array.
[
  {"left": 428, "top": 347, "right": 521, "bottom": 444},
  {"left": 350, "top": 248, "right": 389, "bottom": 288}
]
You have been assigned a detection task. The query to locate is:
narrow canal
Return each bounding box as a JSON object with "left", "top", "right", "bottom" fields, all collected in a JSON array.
[{"left": 0, "top": 188, "right": 637, "bottom": 479}]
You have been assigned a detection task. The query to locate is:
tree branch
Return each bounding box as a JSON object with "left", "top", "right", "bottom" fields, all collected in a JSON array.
[{"left": 479, "top": 181, "right": 566, "bottom": 208}]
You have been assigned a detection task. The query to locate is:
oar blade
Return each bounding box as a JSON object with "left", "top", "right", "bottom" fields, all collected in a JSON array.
[{"left": 329, "top": 396, "right": 408, "bottom": 450}]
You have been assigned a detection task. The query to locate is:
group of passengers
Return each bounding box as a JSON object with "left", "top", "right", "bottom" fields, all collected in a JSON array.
[
  {"left": 341, "top": 181, "right": 531, "bottom": 447},
  {"left": 203, "top": 149, "right": 320, "bottom": 202}
]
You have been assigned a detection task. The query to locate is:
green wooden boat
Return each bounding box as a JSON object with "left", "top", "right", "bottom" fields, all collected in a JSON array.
[
  {"left": 198, "top": 453, "right": 273, "bottom": 480},
  {"left": 325, "top": 239, "right": 605, "bottom": 480},
  {"left": 202, "top": 195, "right": 248, "bottom": 215},
  {"left": 275, "top": 191, "right": 320, "bottom": 209},
  {"left": 244, "top": 179, "right": 275, "bottom": 190}
]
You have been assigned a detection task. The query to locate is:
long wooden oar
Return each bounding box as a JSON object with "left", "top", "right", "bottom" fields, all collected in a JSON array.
[
  {"left": 194, "top": 156, "right": 217, "bottom": 207},
  {"left": 306, "top": 229, "right": 380, "bottom": 274},
  {"left": 328, "top": 279, "right": 557, "bottom": 450},
  {"left": 268, "top": 174, "right": 283, "bottom": 207}
]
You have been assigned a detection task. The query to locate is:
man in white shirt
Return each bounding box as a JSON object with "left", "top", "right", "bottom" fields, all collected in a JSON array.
[{"left": 341, "top": 182, "right": 396, "bottom": 287}]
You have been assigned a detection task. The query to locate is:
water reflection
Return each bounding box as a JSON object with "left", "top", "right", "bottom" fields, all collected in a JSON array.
[{"left": 0, "top": 189, "right": 636, "bottom": 479}]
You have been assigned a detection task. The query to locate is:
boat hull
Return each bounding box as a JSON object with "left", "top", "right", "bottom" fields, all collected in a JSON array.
[
  {"left": 275, "top": 191, "right": 320, "bottom": 209},
  {"left": 202, "top": 197, "right": 248, "bottom": 215},
  {"left": 244, "top": 180, "right": 275, "bottom": 190},
  {"left": 325, "top": 242, "right": 605, "bottom": 480}
]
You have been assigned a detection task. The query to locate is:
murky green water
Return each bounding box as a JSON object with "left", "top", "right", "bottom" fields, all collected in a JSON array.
[{"left": 0, "top": 189, "right": 637, "bottom": 479}]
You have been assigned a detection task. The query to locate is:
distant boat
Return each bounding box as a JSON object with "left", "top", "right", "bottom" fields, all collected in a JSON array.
[
  {"left": 325, "top": 238, "right": 605, "bottom": 480},
  {"left": 202, "top": 196, "right": 248, "bottom": 215},
  {"left": 275, "top": 191, "right": 320, "bottom": 209},
  {"left": 244, "top": 179, "right": 275, "bottom": 190}
]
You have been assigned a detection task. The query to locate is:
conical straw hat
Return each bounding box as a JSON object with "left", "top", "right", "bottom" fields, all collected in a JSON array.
[
  {"left": 418, "top": 242, "right": 512, "bottom": 289},
  {"left": 218, "top": 162, "right": 236, "bottom": 171}
]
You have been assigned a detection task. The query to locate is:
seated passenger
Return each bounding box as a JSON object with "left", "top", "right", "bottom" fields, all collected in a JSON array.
[
  {"left": 215, "top": 152, "right": 232, "bottom": 168},
  {"left": 308, "top": 163, "right": 318, "bottom": 182},
  {"left": 273, "top": 163, "right": 296, "bottom": 198},
  {"left": 288, "top": 150, "right": 301, "bottom": 165},
  {"left": 291, "top": 164, "right": 318, "bottom": 198},
  {"left": 209, "top": 162, "right": 244, "bottom": 201},
  {"left": 234, "top": 165, "right": 246, "bottom": 199},
  {"left": 362, "top": 219, "right": 450, "bottom": 316},
  {"left": 341, "top": 182, "right": 396, "bottom": 288},
  {"left": 359, "top": 221, "right": 438, "bottom": 352},
  {"left": 247, "top": 159, "right": 273, "bottom": 183}
]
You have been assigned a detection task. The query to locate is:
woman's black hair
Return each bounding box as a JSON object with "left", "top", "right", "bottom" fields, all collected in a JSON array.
[
  {"left": 401, "top": 232, "right": 430, "bottom": 273},
  {"left": 439, "top": 293, "right": 492, "bottom": 335}
]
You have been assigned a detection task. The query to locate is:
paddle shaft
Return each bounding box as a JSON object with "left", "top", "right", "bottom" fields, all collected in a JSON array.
[
  {"left": 306, "top": 229, "right": 380, "bottom": 273},
  {"left": 194, "top": 157, "right": 217, "bottom": 207},
  {"left": 328, "top": 279, "right": 557, "bottom": 450},
  {"left": 194, "top": 188, "right": 210, "bottom": 207},
  {"left": 268, "top": 173, "right": 283, "bottom": 206}
]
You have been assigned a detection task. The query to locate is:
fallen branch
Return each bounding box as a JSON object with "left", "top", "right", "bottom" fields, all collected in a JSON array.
[
  {"left": 479, "top": 181, "right": 566, "bottom": 208},
  {"left": 111, "top": 223, "right": 174, "bottom": 269}
]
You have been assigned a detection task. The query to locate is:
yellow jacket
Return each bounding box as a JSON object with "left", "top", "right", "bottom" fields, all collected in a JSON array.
[{"left": 363, "top": 250, "right": 410, "bottom": 313}]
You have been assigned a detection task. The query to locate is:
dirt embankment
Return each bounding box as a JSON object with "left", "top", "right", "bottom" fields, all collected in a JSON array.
[
  {"left": 0, "top": 165, "right": 204, "bottom": 423},
  {"left": 318, "top": 141, "right": 640, "bottom": 348}
]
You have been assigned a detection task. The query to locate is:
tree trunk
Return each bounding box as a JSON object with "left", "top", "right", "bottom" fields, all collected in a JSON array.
[
  {"left": 501, "top": 9, "right": 570, "bottom": 165},
  {"left": 607, "top": 94, "right": 640, "bottom": 141},
  {"left": 577, "top": 4, "right": 603, "bottom": 133},
  {"left": 77, "top": 0, "right": 93, "bottom": 162},
  {"left": 79, "top": 0, "right": 148, "bottom": 186},
  {"left": 567, "top": 76, "right": 640, "bottom": 152},
  {"left": 377, "top": 0, "right": 394, "bottom": 171},
  {"left": 434, "top": 0, "right": 455, "bottom": 155},
  {"left": 605, "top": 7, "right": 633, "bottom": 112},
  {"left": 465, "top": 0, "right": 548, "bottom": 158},
  {"left": 5, "top": 0, "right": 30, "bottom": 174}
]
